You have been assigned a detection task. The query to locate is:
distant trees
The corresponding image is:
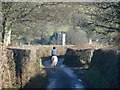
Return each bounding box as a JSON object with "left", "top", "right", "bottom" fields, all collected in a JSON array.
[
  {"left": 1, "top": 2, "right": 43, "bottom": 46},
  {"left": 88, "top": 2, "right": 120, "bottom": 45},
  {"left": 68, "top": 2, "right": 120, "bottom": 45},
  {"left": 1, "top": 2, "right": 119, "bottom": 46},
  {"left": 19, "top": 37, "right": 28, "bottom": 45},
  {"left": 96, "top": 2, "right": 119, "bottom": 44},
  {"left": 66, "top": 27, "right": 88, "bottom": 45},
  {"left": 49, "top": 32, "right": 58, "bottom": 45}
]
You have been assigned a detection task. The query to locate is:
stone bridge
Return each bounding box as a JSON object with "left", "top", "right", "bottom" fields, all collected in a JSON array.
[{"left": 0, "top": 45, "right": 119, "bottom": 88}]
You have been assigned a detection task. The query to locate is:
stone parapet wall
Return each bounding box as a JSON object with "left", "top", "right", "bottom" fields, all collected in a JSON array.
[
  {"left": 1, "top": 45, "right": 74, "bottom": 88},
  {"left": 63, "top": 47, "right": 119, "bottom": 88},
  {"left": 63, "top": 48, "right": 94, "bottom": 68}
]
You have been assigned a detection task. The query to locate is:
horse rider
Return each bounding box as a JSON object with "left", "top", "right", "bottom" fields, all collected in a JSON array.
[
  {"left": 51, "top": 47, "right": 58, "bottom": 70},
  {"left": 51, "top": 47, "right": 57, "bottom": 56}
]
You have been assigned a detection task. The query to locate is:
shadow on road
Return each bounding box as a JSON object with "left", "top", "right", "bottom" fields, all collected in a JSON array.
[{"left": 22, "top": 71, "right": 47, "bottom": 88}]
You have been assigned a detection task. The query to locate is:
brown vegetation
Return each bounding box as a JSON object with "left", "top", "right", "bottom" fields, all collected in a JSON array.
[
  {"left": 63, "top": 46, "right": 119, "bottom": 88},
  {"left": 1, "top": 45, "right": 74, "bottom": 88}
]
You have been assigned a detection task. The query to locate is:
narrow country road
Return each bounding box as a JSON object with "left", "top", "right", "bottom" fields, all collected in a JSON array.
[{"left": 43, "top": 58, "right": 85, "bottom": 89}]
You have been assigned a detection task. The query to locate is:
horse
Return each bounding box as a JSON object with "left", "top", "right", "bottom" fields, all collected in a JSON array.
[{"left": 50, "top": 56, "right": 58, "bottom": 70}]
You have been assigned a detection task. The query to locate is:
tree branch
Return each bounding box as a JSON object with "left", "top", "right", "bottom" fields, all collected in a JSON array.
[{"left": 95, "top": 24, "right": 119, "bottom": 31}]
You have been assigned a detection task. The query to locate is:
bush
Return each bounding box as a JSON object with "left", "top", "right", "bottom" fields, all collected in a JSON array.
[{"left": 66, "top": 27, "right": 88, "bottom": 45}]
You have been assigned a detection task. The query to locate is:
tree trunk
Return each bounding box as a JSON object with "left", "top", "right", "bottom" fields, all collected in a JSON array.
[
  {"left": 0, "top": 47, "right": 2, "bottom": 89},
  {"left": 4, "top": 29, "right": 11, "bottom": 46},
  {"left": 0, "top": 2, "right": 2, "bottom": 89},
  {"left": 2, "top": 14, "right": 7, "bottom": 44}
]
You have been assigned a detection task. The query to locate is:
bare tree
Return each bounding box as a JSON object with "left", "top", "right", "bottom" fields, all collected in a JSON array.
[{"left": 2, "top": 2, "right": 43, "bottom": 46}]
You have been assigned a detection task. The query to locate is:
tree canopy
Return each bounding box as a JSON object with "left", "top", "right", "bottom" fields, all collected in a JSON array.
[{"left": 1, "top": 2, "right": 120, "bottom": 45}]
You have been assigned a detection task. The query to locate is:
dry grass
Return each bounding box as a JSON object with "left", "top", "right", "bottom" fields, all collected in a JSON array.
[{"left": 72, "top": 43, "right": 118, "bottom": 51}]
